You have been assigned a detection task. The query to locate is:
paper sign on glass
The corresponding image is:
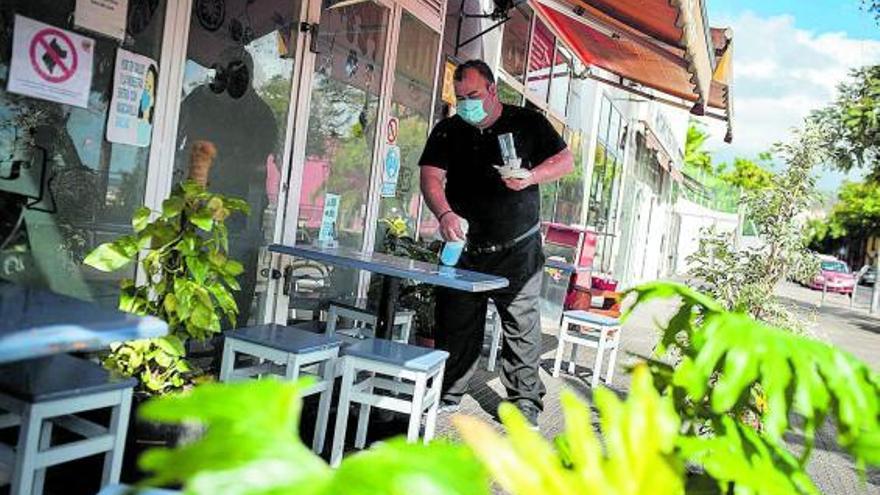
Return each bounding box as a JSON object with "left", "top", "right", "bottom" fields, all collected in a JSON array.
[
  {"left": 7, "top": 15, "right": 95, "bottom": 109},
  {"left": 75, "top": 0, "right": 129, "bottom": 41},
  {"left": 107, "top": 48, "right": 158, "bottom": 147}
]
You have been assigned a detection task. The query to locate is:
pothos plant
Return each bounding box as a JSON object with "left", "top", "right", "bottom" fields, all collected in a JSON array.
[
  {"left": 379, "top": 216, "right": 442, "bottom": 341},
  {"left": 84, "top": 180, "right": 249, "bottom": 394}
]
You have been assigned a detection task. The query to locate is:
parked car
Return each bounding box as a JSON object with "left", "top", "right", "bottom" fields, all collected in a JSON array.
[
  {"left": 860, "top": 266, "right": 876, "bottom": 286},
  {"left": 808, "top": 256, "right": 856, "bottom": 294}
]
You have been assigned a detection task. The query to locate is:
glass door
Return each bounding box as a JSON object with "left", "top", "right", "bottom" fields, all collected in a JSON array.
[
  {"left": 173, "top": 0, "right": 305, "bottom": 326},
  {"left": 374, "top": 12, "right": 439, "bottom": 249},
  {"left": 293, "top": 0, "right": 392, "bottom": 302}
]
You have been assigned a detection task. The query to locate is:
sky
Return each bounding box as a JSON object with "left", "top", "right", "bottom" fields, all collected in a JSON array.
[{"left": 702, "top": 0, "right": 880, "bottom": 192}]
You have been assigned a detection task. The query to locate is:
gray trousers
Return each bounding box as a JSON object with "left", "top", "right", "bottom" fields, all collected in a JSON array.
[{"left": 436, "top": 235, "right": 546, "bottom": 409}]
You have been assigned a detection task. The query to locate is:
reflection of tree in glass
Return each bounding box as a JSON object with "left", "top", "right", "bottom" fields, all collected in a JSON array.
[
  {"left": 304, "top": 75, "right": 378, "bottom": 241},
  {"left": 376, "top": 108, "right": 428, "bottom": 243},
  {"left": 256, "top": 74, "right": 292, "bottom": 151}
]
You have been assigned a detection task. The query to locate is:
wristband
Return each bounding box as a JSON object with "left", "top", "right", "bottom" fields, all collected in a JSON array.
[{"left": 438, "top": 210, "right": 453, "bottom": 222}]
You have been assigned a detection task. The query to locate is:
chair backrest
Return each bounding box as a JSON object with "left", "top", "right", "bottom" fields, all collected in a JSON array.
[{"left": 325, "top": 304, "right": 414, "bottom": 343}]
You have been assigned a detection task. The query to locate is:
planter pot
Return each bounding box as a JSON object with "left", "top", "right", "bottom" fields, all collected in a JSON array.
[{"left": 121, "top": 394, "right": 203, "bottom": 484}]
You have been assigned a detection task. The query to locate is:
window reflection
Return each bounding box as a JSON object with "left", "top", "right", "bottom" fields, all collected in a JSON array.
[
  {"left": 298, "top": 2, "right": 388, "bottom": 251},
  {"left": 0, "top": 0, "right": 166, "bottom": 305},
  {"left": 378, "top": 13, "right": 438, "bottom": 248},
  {"left": 501, "top": 4, "right": 532, "bottom": 83},
  {"left": 526, "top": 20, "right": 554, "bottom": 104},
  {"left": 174, "top": 0, "right": 299, "bottom": 325},
  {"left": 549, "top": 45, "right": 571, "bottom": 117},
  {"left": 497, "top": 79, "right": 523, "bottom": 106}
]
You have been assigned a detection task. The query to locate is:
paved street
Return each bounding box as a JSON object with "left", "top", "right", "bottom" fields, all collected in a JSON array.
[{"left": 435, "top": 281, "right": 880, "bottom": 494}]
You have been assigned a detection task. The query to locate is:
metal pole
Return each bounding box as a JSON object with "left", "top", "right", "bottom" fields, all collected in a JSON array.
[
  {"left": 872, "top": 253, "right": 880, "bottom": 314},
  {"left": 820, "top": 281, "right": 827, "bottom": 308}
]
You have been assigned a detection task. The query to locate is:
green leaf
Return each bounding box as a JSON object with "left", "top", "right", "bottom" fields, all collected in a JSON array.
[
  {"left": 84, "top": 241, "right": 136, "bottom": 272},
  {"left": 133, "top": 206, "right": 151, "bottom": 232},
  {"left": 223, "top": 260, "right": 244, "bottom": 277},
  {"left": 155, "top": 335, "right": 186, "bottom": 357},
  {"left": 454, "top": 365, "right": 684, "bottom": 495},
  {"left": 162, "top": 196, "right": 185, "bottom": 219},
  {"left": 191, "top": 209, "right": 214, "bottom": 231},
  {"left": 188, "top": 256, "right": 209, "bottom": 285}
]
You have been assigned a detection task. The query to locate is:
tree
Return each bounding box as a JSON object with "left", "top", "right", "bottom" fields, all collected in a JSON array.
[
  {"left": 687, "top": 124, "right": 823, "bottom": 332},
  {"left": 717, "top": 153, "right": 775, "bottom": 192},
  {"left": 810, "top": 65, "right": 880, "bottom": 180},
  {"left": 684, "top": 120, "right": 713, "bottom": 174},
  {"left": 809, "top": 181, "right": 880, "bottom": 264},
  {"left": 863, "top": 0, "right": 880, "bottom": 24}
]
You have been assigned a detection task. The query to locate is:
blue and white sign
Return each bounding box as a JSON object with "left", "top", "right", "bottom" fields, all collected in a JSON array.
[
  {"left": 318, "top": 192, "right": 340, "bottom": 246},
  {"left": 381, "top": 145, "right": 401, "bottom": 198}
]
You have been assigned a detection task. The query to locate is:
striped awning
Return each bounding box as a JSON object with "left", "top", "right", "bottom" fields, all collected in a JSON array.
[{"left": 530, "top": 0, "right": 732, "bottom": 128}]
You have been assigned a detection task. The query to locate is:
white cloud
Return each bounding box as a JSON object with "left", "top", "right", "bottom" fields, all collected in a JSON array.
[{"left": 704, "top": 10, "right": 880, "bottom": 188}]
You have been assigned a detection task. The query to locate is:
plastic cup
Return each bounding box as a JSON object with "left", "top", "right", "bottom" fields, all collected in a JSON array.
[{"left": 440, "top": 241, "right": 465, "bottom": 266}]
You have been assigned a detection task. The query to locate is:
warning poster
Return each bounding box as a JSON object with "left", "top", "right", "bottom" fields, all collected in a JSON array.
[
  {"left": 107, "top": 48, "right": 158, "bottom": 147},
  {"left": 7, "top": 15, "right": 95, "bottom": 109}
]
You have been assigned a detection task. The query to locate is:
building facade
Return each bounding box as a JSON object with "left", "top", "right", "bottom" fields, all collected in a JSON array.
[{"left": 0, "top": 0, "right": 730, "bottom": 326}]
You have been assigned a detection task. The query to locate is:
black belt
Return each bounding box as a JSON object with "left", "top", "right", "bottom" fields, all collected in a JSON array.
[{"left": 466, "top": 223, "right": 541, "bottom": 255}]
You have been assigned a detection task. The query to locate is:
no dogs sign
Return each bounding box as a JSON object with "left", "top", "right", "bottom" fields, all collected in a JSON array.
[{"left": 7, "top": 15, "right": 95, "bottom": 108}]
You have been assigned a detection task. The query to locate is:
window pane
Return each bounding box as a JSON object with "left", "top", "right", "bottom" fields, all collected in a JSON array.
[
  {"left": 296, "top": 1, "right": 389, "bottom": 301},
  {"left": 554, "top": 128, "right": 583, "bottom": 225},
  {"left": 497, "top": 79, "right": 523, "bottom": 106},
  {"left": 598, "top": 96, "right": 612, "bottom": 144},
  {"left": 175, "top": 0, "right": 301, "bottom": 324},
  {"left": 501, "top": 4, "right": 532, "bottom": 83},
  {"left": 526, "top": 20, "right": 553, "bottom": 103},
  {"left": 297, "top": 2, "right": 389, "bottom": 250},
  {"left": 548, "top": 45, "right": 571, "bottom": 116},
  {"left": 0, "top": 0, "right": 165, "bottom": 305},
  {"left": 378, "top": 13, "right": 439, "bottom": 247}
]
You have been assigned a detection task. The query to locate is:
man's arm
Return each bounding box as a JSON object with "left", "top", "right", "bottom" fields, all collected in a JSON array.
[
  {"left": 420, "top": 165, "right": 466, "bottom": 241},
  {"left": 502, "top": 148, "right": 574, "bottom": 191}
]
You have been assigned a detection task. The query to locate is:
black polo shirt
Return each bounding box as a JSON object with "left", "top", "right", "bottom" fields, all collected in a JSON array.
[{"left": 418, "top": 104, "right": 567, "bottom": 244}]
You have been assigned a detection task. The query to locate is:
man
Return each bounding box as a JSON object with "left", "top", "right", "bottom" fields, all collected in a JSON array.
[{"left": 418, "top": 60, "right": 574, "bottom": 425}]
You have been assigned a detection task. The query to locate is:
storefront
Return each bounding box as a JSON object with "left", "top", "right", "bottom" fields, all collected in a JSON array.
[
  {"left": 0, "top": 0, "right": 732, "bottom": 326},
  {"left": 0, "top": 0, "right": 446, "bottom": 326}
]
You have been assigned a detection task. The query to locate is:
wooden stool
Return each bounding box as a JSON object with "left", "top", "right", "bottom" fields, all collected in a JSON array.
[
  {"left": 551, "top": 310, "right": 621, "bottom": 388},
  {"left": 219, "top": 325, "right": 341, "bottom": 454},
  {"left": 330, "top": 339, "right": 448, "bottom": 467},
  {"left": 0, "top": 354, "right": 136, "bottom": 495}
]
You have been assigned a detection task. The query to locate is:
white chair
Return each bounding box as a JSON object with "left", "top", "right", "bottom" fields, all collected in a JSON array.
[
  {"left": 552, "top": 310, "right": 621, "bottom": 388},
  {"left": 0, "top": 354, "right": 136, "bottom": 495},
  {"left": 330, "top": 339, "right": 448, "bottom": 467},
  {"left": 484, "top": 303, "right": 502, "bottom": 372},
  {"left": 326, "top": 303, "right": 415, "bottom": 344},
  {"left": 219, "top": 325, "right": 341, "bottom": 454}
]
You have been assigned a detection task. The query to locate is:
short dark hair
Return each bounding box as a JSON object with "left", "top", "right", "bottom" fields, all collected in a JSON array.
[{"left": 453, "top": 60, "right": 495, "bottom": 85}]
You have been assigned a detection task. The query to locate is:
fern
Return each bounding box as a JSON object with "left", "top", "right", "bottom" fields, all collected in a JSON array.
[
  {"left": 455, "top": 365, "right": 685, "bottom": 495},
  {"left": 627, "top": 282, "right": 880, "bottom": 490}
]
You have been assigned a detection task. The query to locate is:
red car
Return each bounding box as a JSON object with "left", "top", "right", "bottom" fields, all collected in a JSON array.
[{"left": 808, "top": 257, "right": 856, "bottom": 294}]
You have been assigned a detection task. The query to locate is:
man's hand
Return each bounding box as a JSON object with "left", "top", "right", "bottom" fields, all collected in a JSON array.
[
  {"left": 439, "top": 211, "right": 466, "bottom": 241},
  {"left": 501, "top": 175, "right": 535, "bottom": 191}
]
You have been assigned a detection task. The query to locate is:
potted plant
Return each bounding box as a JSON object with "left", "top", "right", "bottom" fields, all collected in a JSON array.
[
  {"left": 83, "top": 141, "right": 248, "bottom": 478},
  {"left": 379, "top": 216, "right": 442, "bottom": 347}
]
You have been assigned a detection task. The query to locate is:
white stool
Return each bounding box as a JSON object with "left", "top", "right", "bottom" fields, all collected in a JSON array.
[
  {"left": 219, "top": 325, "right": 341, "bottom": 454},
  {"left": 330, "top": 339, "right": 448, "bottom": 467},
  {"left": 326, "top": 303, "right": 415, "bottom": 344},
  {"left": 0, "top": 354, "right": 136, "bottom": 495},
  {"left": 552, "top": 310, "right": 621, "bottom": 388},
  {"left": 485, "top": 303, "right": 502, "bottom": 372}
]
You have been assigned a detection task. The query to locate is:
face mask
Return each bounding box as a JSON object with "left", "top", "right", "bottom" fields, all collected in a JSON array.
[{"left": 457, "top": 98, "right": 487, "bottom": 125}]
